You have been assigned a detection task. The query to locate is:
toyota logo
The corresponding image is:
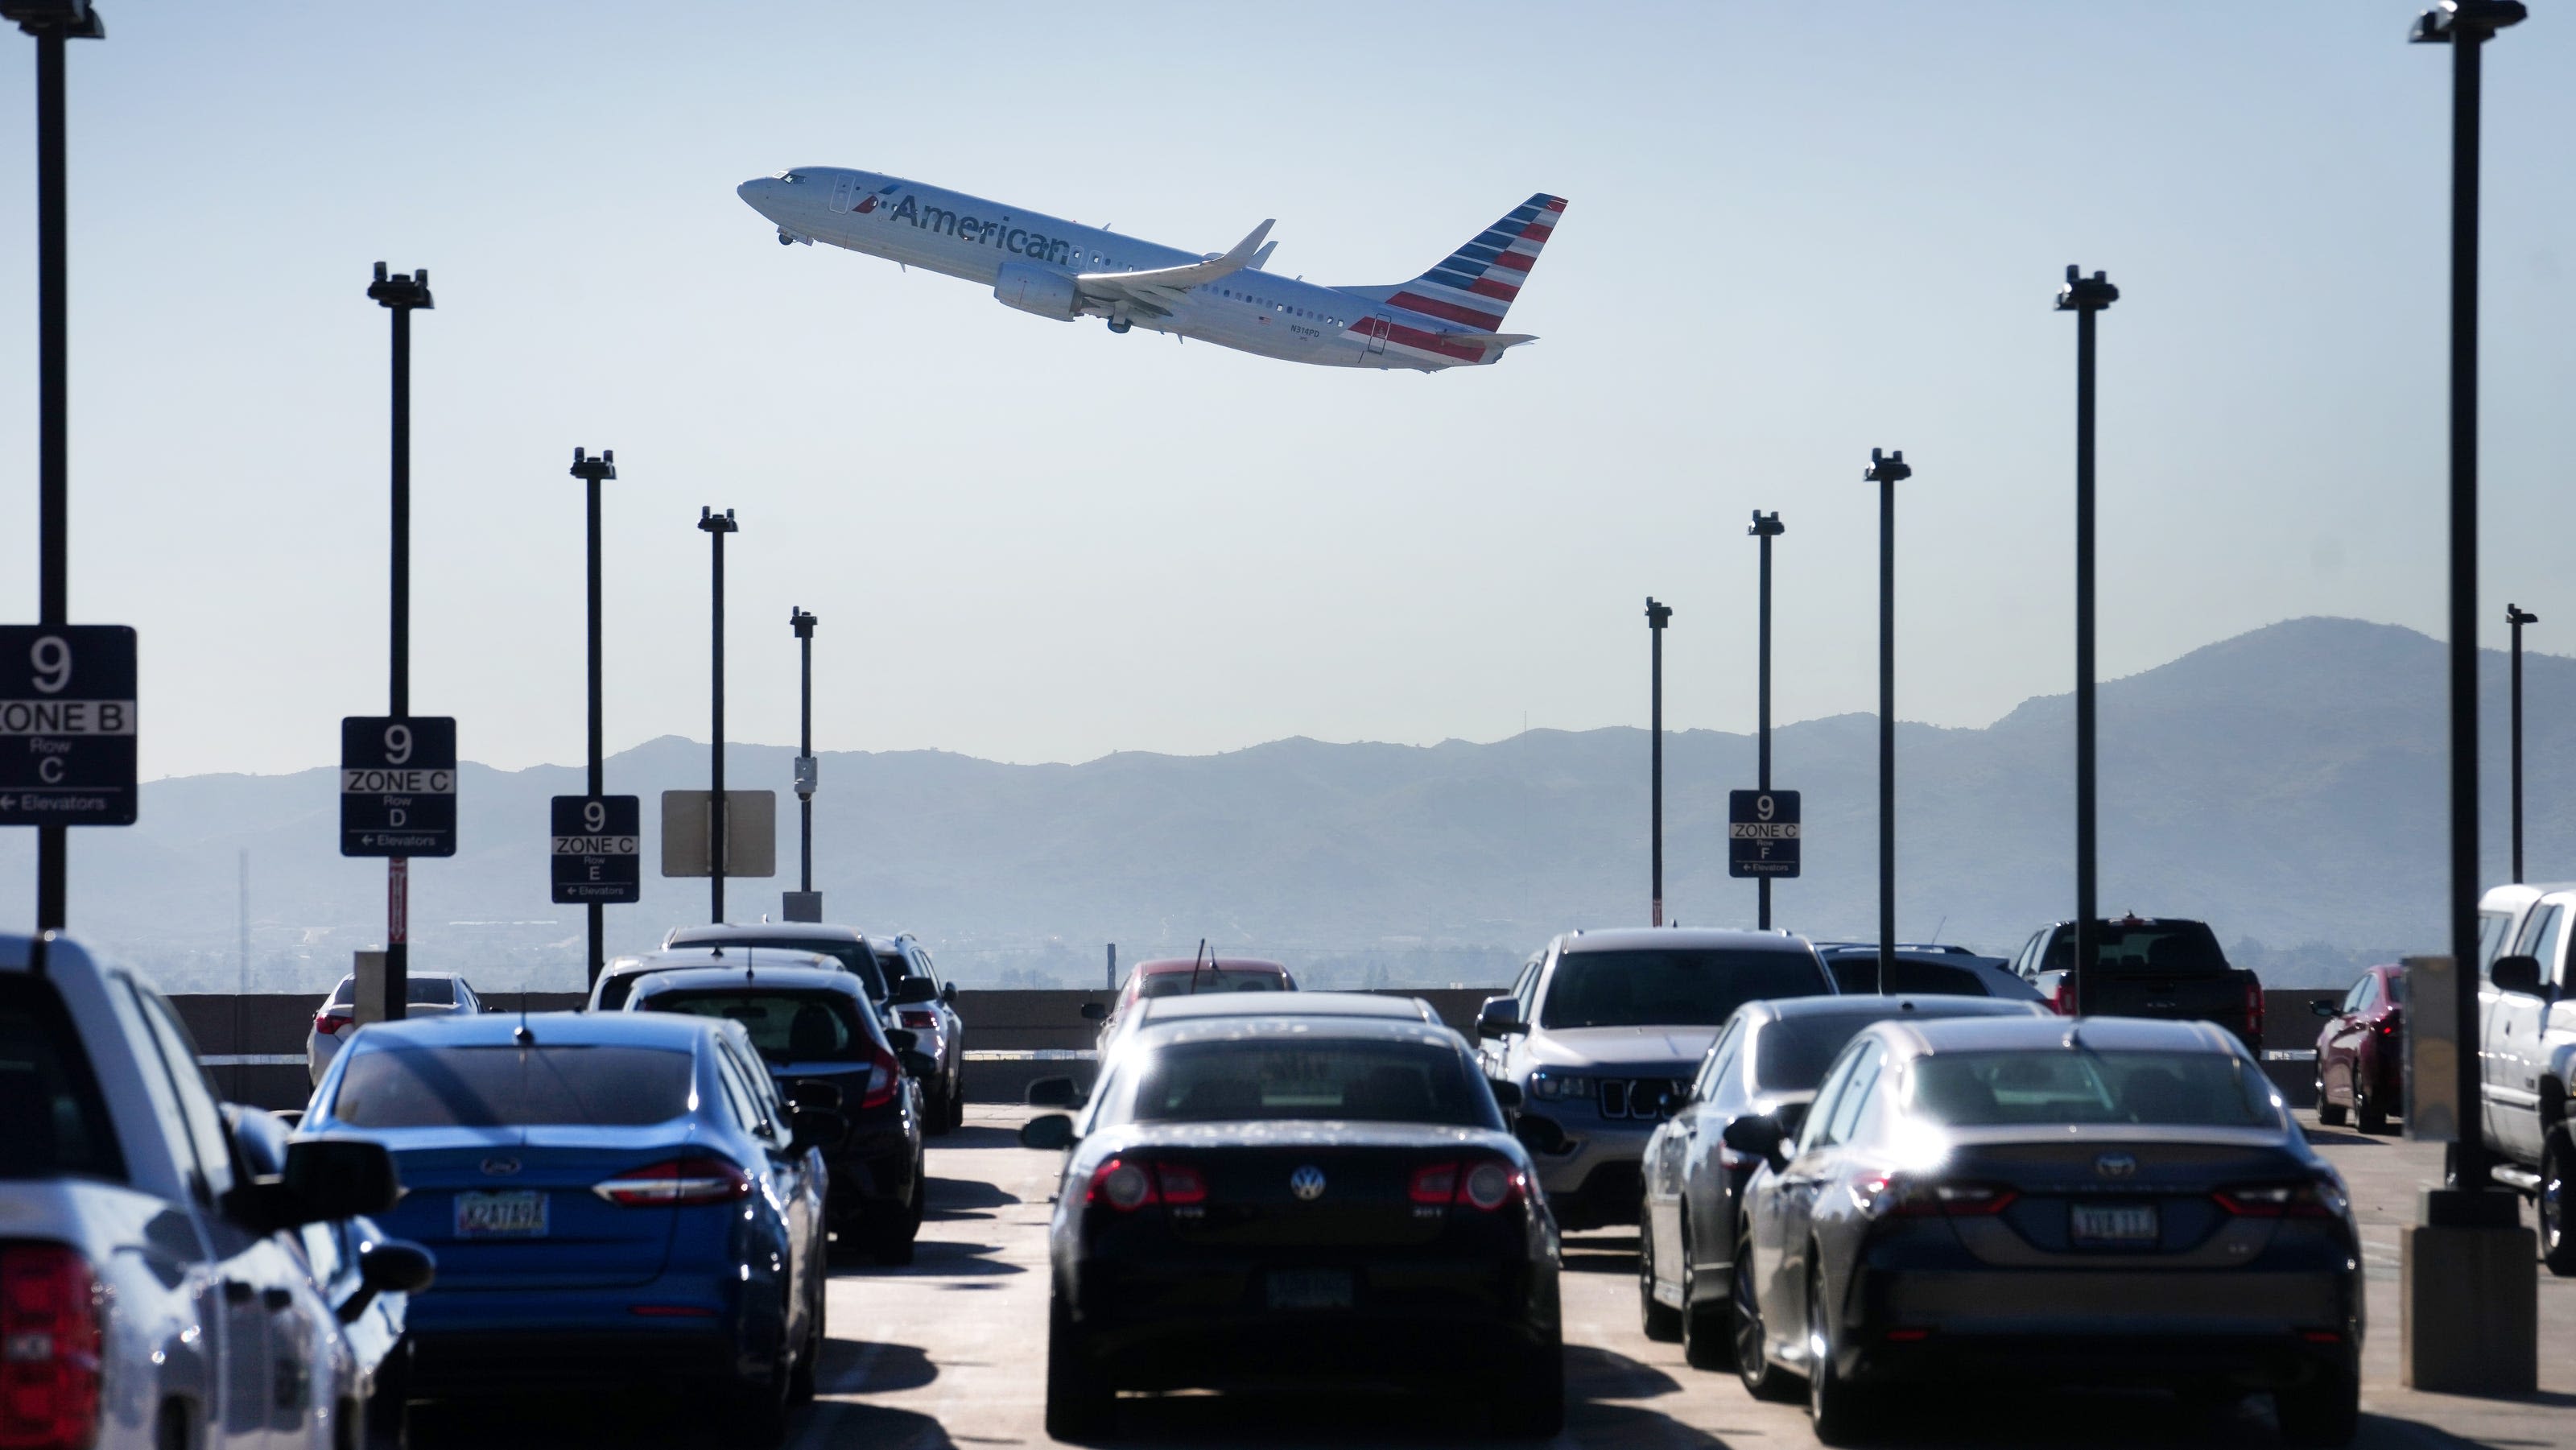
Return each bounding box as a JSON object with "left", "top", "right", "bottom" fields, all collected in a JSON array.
[
  {"left": 1289, "top": 1166, "right": 1327, "bottom": 1201},
  {"left": 480, "top": 1156, "right": 521, "bottom": 1177},
  {"left": 2094, "top": 1152, "right": 2138, "bottom": 1179}
]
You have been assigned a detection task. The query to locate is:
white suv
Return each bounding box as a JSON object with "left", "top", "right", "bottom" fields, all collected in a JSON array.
[
  {"left": 1472, "top": 927, "right": 1838, "bottom": 1230},
  {"left": 2474, "top": 881, "right": 2576, "bottom": 1272}
]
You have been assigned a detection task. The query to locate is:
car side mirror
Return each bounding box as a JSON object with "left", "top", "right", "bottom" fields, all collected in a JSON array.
[
  {"left": 336, "top": 1237, "right": 436, "bottom": 1324},
  {"left": 1721, "top": 1113, "right": 1787, "bottom": 1167},
  {"left": 1026, "top": 1075, "right": 1084, "bottom": 1109},
  {"left": 1080, "top": 1002, "right": 1108, "bottom": 1022},
  {"left": 890, "top": 977, "right": 940, "bottom": 1006},
  {"left": 883, "top": 1027, "right": 919, "bottom": 1054},
  {"left": 1020, "top": 1113, "right": 1077, "bottom": 1151},
  {"left": 788, "top": 1080, "right": 843, "bottom": 1113},
  {"left": 2492, "top": 954, "right": 2545, "bottom": 998},
  {"left": 1488, "top": 1080, "right": 1524, "bottom": 1110},
  {"left": 246, "top": 1137, "right": 402, "bottom": 1230},
  {"left": 941, "top": 982, "right": 958, "bottom": 1006},
  {"left": 2310, "top": 999, "right": 2339, "bottom": 1018},
  {"left": 898, "top": 1051, "right": 939, "bottom": 1080},
  {"left": 1512, "top": 1113, "right": 1567, "bottom": 1155},
  {"left": 1476, "top": 997, "right": 1528, "bottom": 1041},
  {"left": 790, "top": 1108, "right": 847, "bottom": 1155}
]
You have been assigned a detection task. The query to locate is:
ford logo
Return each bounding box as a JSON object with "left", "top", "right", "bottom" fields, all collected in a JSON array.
[
  {"left": 480, "top": 1156, "right": 522, "bottom": 1177},
  {"left": 2094, "top": 1152, "right": 2138, "bottom": 1179},
  {"left": 1289, "top": 1166, "right": 1327, "bottom": 1202}
]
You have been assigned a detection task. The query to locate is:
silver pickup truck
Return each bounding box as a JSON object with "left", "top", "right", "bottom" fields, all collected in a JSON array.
[
  {"left": 0, "top": 932, "right": 431, "bottom": 1448},
  {"left": 2473, "top": 884, "right": 2576, "bottom": 1274}
]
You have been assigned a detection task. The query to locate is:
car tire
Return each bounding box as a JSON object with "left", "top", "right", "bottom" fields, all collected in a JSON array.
[
  {"left": 1637, "top": 1207, "right": 1682, "bottom": 1341},
  {"left": 2274, "top": 1365, "right": 2359, "bottom": 1447},
  {"left": 2355, "top": 1077, "right": 2389, "bottom": 1135},
  {"left": 2314, "top": 1069, "right": 2347, "bottom": 1126},
  {"left": 730, "top": 1348, "right": 790, "bottom": 1448},
  {"left": 364, "top": 1341, "right": 411, "bottom": 1449},
  {"left": 866, "top": 1197, "right": 919, "bottom": 1266},
  {"left": 789, "top": 1276, "right": 824, "bottom": 1404},
  {"left": 2542, "top": 1126, "right": 2576, "bottom": 1278},
  {"left": 1806, "top": 1265, "right": 1877, "bottom": 1447},
  {"left": 924, "top": 1084, "right": 956, "bottom": 1138},
  {"left": 1489, "top": 1336, "right": 1565, "bottom": 1440},
  {"left": 1045, "top": 1286, "right": 1114, "bottom": 1441},
  {"left": 1679, "top": 1216, "right": 1733, "bottom": 1370},
  {"left": 948, "top": 1079, "right": 968, "bottom": 1133},
  {"left": 1732, "top": 1237, "right": 1797, "bottom": 1402}
]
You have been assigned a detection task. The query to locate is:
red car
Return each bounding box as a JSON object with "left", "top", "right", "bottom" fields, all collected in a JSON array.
[{"left": 2312, "top": 963, "right": 2405, "bottom": 1133}]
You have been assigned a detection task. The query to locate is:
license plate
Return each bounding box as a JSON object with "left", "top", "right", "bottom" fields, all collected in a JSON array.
[
  {"left": 455, "top": 1190, "right": 548, "bottom": 1238},
  {"left": 1265, "top": 1269, "right": 1354, "bottom": 1312},
  {"left": 2070, "top": 1202, "right": 2157, "bottom": 1244}
]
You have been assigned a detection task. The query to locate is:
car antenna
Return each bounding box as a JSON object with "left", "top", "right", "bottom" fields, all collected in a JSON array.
[
  {"left": 516, "top": 1002, "right": 535, "bottom": 1045},
  {"left": 1189, "top": 938, "right": 1208, "bottom": 996},
  {"left": 1930, "top": 915, "right": 1949, "bottom": 942}
]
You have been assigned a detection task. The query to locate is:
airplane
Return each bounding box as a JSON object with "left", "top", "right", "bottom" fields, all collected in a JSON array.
[{"left": 736, "top": 167, "right": 1566, "bottom": 372}]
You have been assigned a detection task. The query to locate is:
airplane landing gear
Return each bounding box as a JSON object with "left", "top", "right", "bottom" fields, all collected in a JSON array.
[
  {"left": 778, "top": 229, "right": 796, "bottom": 246},
  {"left": 1106, "top": 317, "right": 1132, "bottom": 334}
]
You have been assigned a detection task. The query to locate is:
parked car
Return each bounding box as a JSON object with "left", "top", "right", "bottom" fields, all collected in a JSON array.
[
  {"left": 1729, "top": 1014, "right": 2359, "bottom": 1447},
  {"left": 2008, "top": 915, "right": 2264, "bottom": 1048},
  {"left": 308, "top": 971, "right": 485, "bottom": 1084},
  {"left": 1812, "top": 944, "right": 2041, "bottom": 1000},
  {"left": 1030, "top": 990, "right": 1446, "bottom": 1117},
  {"left": 661, "top": 922, "right": 889, "bottom": 998},
  {"left": 1637, "top": 994, "right": 2047, "bottom": 1367},
  {"left": 1020, "top": 1010, "right": 1560, "bottom": 1439},
  {"left": 624, "top": 962, "right": 934, "bottom": 1262},
  {"left": 866, "top": 934, "right": 968, "bottom": 1134},
  {"left": 2, "top": 931, "right": 430, "bottom": 1450},
  {"left": 1083, "top": 956, "right": 1298, "bottom": 1059},
  {"left": 306, "top": 1010, "right": 835, "bottom": 1444},
  {"left": 2473, "top": 880, "right": 2576, "bottom": 1272},
  {"left": 1473, "top": 927, "right": 1839, "bottom": 1229},
  {"left": 2311, "top": 964, "right": 2405, "bottom": 1134},
  {"left": 588, "top": 946, "right": 836, "bottom": 1011}
]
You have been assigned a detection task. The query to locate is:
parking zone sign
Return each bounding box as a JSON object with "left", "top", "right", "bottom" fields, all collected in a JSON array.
[
  {"left": 1729, "top": 789, "right": 1800, "bottom": 878},
  {"left": 551, "top": 794, "right": 642, "bottom": 904}
]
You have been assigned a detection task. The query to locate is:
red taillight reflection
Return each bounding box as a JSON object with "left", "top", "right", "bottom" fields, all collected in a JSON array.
[
  {"left": 314, "top": 1012, "right": 353, "bottom": 1037},
  {"left": 593, "top": 1157, "right": 753, "bottom": 1207},
  {"left": 2050, "top": 979, "right": 2078, "bottom": 1016},
  {"left": 1409, "top": 1163, "right": 1459, "bottom": 1204},
  {"left": 2214, "top": 1184, "right": 2337, "bottom": 1219},
  {"left": 0, "top": 1242, "right": 103, "bottom": 1450},
  {"left": 1856, "top": 1175, "right": 2017, "bottom": 1218},
  {"left": 1408, "top": 1159, "right": 1522, "bottom": 1212},
  {"left": 2377, "top": 1010, "right": 2401, "bottom": 1039}
]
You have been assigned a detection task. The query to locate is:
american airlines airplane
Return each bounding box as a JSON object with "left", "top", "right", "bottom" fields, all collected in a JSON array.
[{"left": 736, "top": 167, "right": 1567, "bottom": 372}]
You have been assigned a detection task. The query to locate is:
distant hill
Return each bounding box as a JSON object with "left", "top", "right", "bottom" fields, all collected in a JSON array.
[{"left": 2, "top": 617, "right": 2562, "bottom": 994}]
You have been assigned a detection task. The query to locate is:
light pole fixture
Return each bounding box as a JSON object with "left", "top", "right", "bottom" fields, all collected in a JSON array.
[
  {"left": 1646, "top": 596, "right": 1674, "bottom": 927},
  {"left": 570, "top": 447, "right": 616, "bottom": 984},
  {"left": 367, "top": 262, "right": 432, "bottom": 1019},
  {"left": 1748, "top": 510, "right": 1785, "bottom": 931},
  {"left": 1864, "top": 448, "right": 1912, "bottom": 994},
  {"left": 699, "top": 506, "right": 739, "bottom": 923},
  {"left": 2057, "top": 263, "right": 2118, "bottom": 1014},
  {"left": 2509, "top": 603, "right": 2538, "bottom": 883},
  {"left": 787, "top": 605, "right": 821, "bottom": 922}
]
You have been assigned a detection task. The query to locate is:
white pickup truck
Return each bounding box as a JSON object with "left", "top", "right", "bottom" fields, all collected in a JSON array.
[
  {"left": 2472, "top": 883, "right": 2576, "bottom": 1274},
  {"left": 0, "top": 932, "right": 431, "bottom": 1448}
]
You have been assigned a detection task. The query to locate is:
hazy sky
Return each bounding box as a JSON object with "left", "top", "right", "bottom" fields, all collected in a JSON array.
[{"left": 1, "top": 2, "right": 2570, "bottom": 782}]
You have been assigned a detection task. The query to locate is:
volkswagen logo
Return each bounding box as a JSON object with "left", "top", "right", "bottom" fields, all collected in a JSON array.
[
  {"left": 1289, "top": 1166, "right": 1327, "bottom": 1202},
  {"left": 480, "top": 1156, "right": 522, "bottom": 1177},
  {"left": 2093, "top": 1152, "right": 2138, "bottom": 1180}
]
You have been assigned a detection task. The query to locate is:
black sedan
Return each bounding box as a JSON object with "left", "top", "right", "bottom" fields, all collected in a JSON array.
[
  {"left": 1021, "top": 1013, "right": 1562, "bottom": 1440},
  {"left": 1730, "top": 1014, "right": 2362, "bottom": 1447},
  {"left": 1638, "top": 994, "right": 2045, "bottom": 1366}
]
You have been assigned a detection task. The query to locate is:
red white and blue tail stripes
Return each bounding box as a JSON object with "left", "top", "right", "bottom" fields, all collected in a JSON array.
[{"left": 1384, "top": 193, "right": 1567, "bottom": 333}]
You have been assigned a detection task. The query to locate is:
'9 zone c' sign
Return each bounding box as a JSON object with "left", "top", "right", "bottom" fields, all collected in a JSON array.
[
  {"left": 1728, "top": 788, "right": 1801, "bottom": 878},
  {"left": 341, "top": 716, "right": 457, "bottom": 857}
]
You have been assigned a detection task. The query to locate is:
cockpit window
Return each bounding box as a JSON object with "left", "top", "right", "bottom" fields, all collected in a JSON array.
[{"left": 777, "top": 171, "right": 803, "bottom": 183}]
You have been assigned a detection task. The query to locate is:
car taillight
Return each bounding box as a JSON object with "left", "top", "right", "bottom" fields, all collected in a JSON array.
[
  {"left": 314, "top": 1011, "right": 353, "bottom": 1036},
  {"left": 593, "top": 1157, "right": 753, "bottom": 1207},
  {"left": 2049, "top": 978, "right": 2078, "bottom": 1016},
  {"left": 1852, "top": 1175, "right": 2017, "bottom": 1218},
  {"left": 1154, "top": 1165, "right": 1207, "bottom": 1205},
  {"left": 2215, "top": 1182, "right": 2343, "bottom": 1219},
  {"left": 2245, "top": 979, "right": 2265, "bottom": 1044},
  {"left": 1086, "top": 1158, "right": 1157, "bottom": 1211},
  {"left": 898, "top": 1010, "right": 937, "bottom": 1031},
  {"left": 859, "top": 1042, "right": 901, "bottom": 1111},
  {"left": 0, "top": 1242, "right": 102, "bottom": 1450},
  {"left": 2378, "top": 1009, "right": 2401, "bottom": 1039},
  {"left": 1407, "top": 1159, "right": 1525, "bottom": 1212},
  {"left": 1409, "top": 1163, "right": 1458, "bottom": 1204}
]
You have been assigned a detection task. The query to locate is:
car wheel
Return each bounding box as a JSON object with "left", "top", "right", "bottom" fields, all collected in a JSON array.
[
  {"left": 1679, "top": 1214, "right": 1733, "bottom": 1370},
  {"left": 867, "top": 1198, "right": 919, "bottom": 1266},
  {"left": 924, "top": 1083, "right": 956, "bottom": 1138},
  {"left": 364, "top": 1341, "right": 411, "bottom": 1449},
  {"left": 1806, "top": 1265, "right": 1877, "bottom": 1446},
  {"left": 1488, "top": 1334, "right": 1564, "bottom": 1440},
  {"left": 2355, "top": 1077, "right": 2389, "bottom": 1135},
  {"left": 948, "top": 1079, "right": 968, "bottom": 1133},
  {"left": 2274, "top": 1365, "right": 2359, "bottom": 1447},
  {"left": 1638, "top": 1207, "right": 1682, "bottom": 1341},
  {"left": 2542, "top": 1126, "right": 2576, "bottom": 1278},
  {"left": 2314, "top": 1068, "right": 2347, "bottom": 1126},
  {"left": 789, "top": 1276, "right": 824, "bottom": 1404},
  {"left": 1733, "top": 1237, "right": 1797, "bottom": 1402},
  {"left": 1045, "top": 1284, "right": 1115, "bottom": 1440},
  {"left": 730, "top": 1343, "right": 790, "bottom": 1448}
]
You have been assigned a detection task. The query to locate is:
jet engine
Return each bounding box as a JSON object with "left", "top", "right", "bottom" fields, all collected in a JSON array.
[{"left": 993, "top": 262, "right": 1080, "bottom": 320}]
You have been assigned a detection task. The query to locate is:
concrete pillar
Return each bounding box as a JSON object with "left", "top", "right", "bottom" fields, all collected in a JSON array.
[{"left": 2401, "top": 1188, "right": 2537, "bottom": 1394}]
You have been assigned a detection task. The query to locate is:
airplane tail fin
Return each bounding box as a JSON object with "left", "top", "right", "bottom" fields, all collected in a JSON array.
[{"left": 1373, "top": 193, "right": 1567, "bottom": 332}]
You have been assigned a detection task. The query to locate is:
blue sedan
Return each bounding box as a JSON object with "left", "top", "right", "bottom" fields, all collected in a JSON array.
[{"left": 305, "top": 1009, "right": 834, "bottom": 1443}]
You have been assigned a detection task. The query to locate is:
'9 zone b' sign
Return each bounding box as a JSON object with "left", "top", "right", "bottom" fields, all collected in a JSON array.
[
  {"left": 0, "top": 625, "right": 138, "bottom": 827},
  {"left": 341, "top": 716, "right": 457, "bottom": 857}
]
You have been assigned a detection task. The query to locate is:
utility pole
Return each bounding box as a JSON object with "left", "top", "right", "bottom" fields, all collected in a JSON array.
[
  {"left": 788, "top": 606, "right": 819, "bottom": 919},
  {"left": 1646, "top": 597, "right": 1674, "bottom": 926},
  {"left": 570, "top": 448, "right": 616, "bottom": 983},
  {"left": 366, "top": 261, "right": 432, "bottom": 1018},
  {"left": 1748, "top": 510, "right": 1785, "bottom": 930},
  {"left": 14, "top": 1, "right": 104, "bottom": 932},
  {"left": 700, "top": 507, "right": 738, "bottom": 923},
  {"left": 1864, "top": 449, "right": 1913, "bottom": 994},
  {"left": 2508, "top": 604, "right": 2537, "bottom": 883},
  {"left": 2057, "top": 264, "right": 2119, "bottom": 1015}
]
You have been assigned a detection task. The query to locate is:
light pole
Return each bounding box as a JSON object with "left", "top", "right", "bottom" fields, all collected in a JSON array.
[
  {"left": 1748, "top": 510, "right": 1785, "bottom": 930},
  {"left": 699, "top": 507, "right": 738, "bottom": 923},
  {"left": 1646, "top": 597, "right": 1673, "bottom": 927},
  {"left": 570, "top": 447, "right": 615, "bottom": 985},
  {"left": 2057, "top": 264, "right": 2119, "bottom": 1014},
  {"left": 1864, "top": 449, "right": 1912, "bottom": 994},
  {"left": 2414, "top": 0, "right": 2524, "bottom": 1197},
  {"left": 2509, "top": 603, "right": 2537, "bottom": 883},
  {"left": 366, "top": 261, "right": 432, "bottom": 1018},
  {"left": 10, "top": 0, "right": 104, "bottom": 932},
  {"left": 790, "top": 606, "right": 819, "bottom": 918}
]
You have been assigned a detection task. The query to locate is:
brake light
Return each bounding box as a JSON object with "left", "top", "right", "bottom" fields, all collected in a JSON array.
[
  {"left": 1410, "top": 1163, "right": 1459, "bottom": 1204},
  {"left": 1087, "top": 1158, "right": 1156, "bottom": 1211},
  {"left": 2245, "top": 979, "right": 2265, "bottom": 1044},
  {"left": 1852, "top": 1175, "right": 2017, "bottom": 1218},
  {"left": 2050, "top": 978, "right": 2078, "bottom": 1017},
  {"left": 2377, "top": 1009, "right": 2401, "bottom": 1039},
  {"left": 1154, "top": 1164, "right": 1207, "bottom": 1205},
  {"left": 859, "top": 1041, "right": 901, "bottom": 1111},
  {"left": 593, "top": 1158, "right": 753, "bottom": 1207},
  {"left": 0, "top": 1242, "right": 102, "bottom": 1450},
  {"left": 2215, "top": 1183, "right": 2342, "bottom": 1219},
  {"left": 1407, "top": 1159, "right": 1524, "bottom": 1212},
  {"left": 898, "top": 1010, "right": 937, "bottom": 1031},
  {"left": 314, "top": 1011, "right": 353, "bottom": 1037}
]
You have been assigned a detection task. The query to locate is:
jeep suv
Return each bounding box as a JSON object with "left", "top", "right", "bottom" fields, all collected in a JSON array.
[{"left": 1473, "top": 927, "right": 1837, "bottom": 1229}]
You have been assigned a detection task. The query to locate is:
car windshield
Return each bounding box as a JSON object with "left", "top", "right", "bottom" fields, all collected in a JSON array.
[
  {"left": 1109, "top": 1040, "right": 1498, "bottom": 1129},
  {"left": 0, "top": 977, "right": 124, "bottom": 1180},
  {"left": 329, "top": 1045, "right": 696, "bottom": 1128},
  {"left": 1541, "top": 950, "right": 1828, "bottom": 1029},
  {"left": 1823, "top": 957, "right": 1991, "bottom": 997},
  {"left": 1137, "top": 969, "right": 1286, "bottom": 999},
  {"left": 642, "top": 990, "right": 871, "bottom": 1063},
  {"left": 1909, "top": 1050, "right": 2277, "bottom": 1128}
]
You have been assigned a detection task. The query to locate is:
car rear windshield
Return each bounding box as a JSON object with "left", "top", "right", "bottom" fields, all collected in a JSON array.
[
  {"left": 642, "top": 990, "right": 872, "bottom": 1063},
  {"left": 1113, "top": 1040, "right": 1497, "bottom": 1129},
  {"left": 2048, "top": 922, "right": 2230, "bottom": 976},
  {"left": 745, "top": 941, "right": 886, "bottom": 998},
  {"left": 2384, "top": 973, "right": 2407, "bottom": 1004},
  {"left": 1823, "top": 956, "right": 1992, "bottom": 997},
  {"left": 1909, "top": 1050, "right": 2277, "bottom": 1128},
  {"left": 1542, "top": 950, "right": 1829, "bottom": 1029},
  {"left": 0, "top": 977, "right": 124, "bottom": 1181},
  {"left": 1137, "top": 969, "right": 1287, "bottom": 1000},
  {"left": 326, "top": 977, "right": 454, "bottom": 1006},
  {"left": 1753, "top": 1017, "right": 1884, "bottom": 1090},
  {"left": 329, "top": 1045, "right": 696, "bottom": 1128}
]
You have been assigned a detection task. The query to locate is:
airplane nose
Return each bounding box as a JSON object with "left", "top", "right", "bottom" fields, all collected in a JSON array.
[{"left": 737, "top": 177, "right": 777, "bottom": 217}]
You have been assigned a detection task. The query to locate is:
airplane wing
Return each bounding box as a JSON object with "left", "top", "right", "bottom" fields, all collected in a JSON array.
[{"left": 1077, "top": 220, "right": 1274, "bottom": 318}]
